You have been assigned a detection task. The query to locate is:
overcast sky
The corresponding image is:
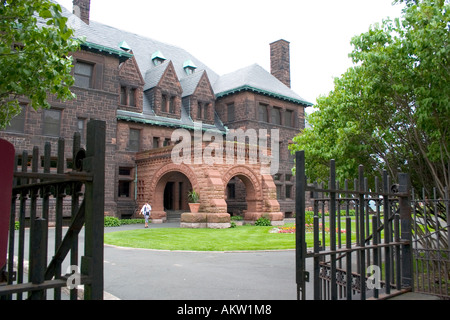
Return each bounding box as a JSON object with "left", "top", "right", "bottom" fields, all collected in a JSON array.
[{"left": 55, "top": 0, "right": 404, "bottom": 106}]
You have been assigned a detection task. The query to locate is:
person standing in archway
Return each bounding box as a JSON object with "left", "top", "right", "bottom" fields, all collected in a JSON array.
[{"left": 140, "top": 201, "right": 152, "bottom": 228}]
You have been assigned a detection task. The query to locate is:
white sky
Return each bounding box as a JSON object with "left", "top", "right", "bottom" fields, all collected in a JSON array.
[{"left": 55, "top": 0, "right": 404, "bottom": 106}]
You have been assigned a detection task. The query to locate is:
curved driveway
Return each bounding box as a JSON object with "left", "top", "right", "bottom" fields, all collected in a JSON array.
[{"left": 104, "top": 223, "right": 304, "bottom": 300}]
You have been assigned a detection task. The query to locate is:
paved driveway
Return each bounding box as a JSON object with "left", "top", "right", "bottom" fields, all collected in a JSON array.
[{"left": 103, "top": 223, "right": 304, "bottom": 300}]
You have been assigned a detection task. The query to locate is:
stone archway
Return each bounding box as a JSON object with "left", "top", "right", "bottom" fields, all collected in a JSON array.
[
  {"left": 144, "top": 163, "right": 199, "bottom": 223},
  {"left": 222, "top": 165, "right": 262, "bottom": 218},
  {"left": 136, "top": 145, "right": 283, "bottom": 227}
]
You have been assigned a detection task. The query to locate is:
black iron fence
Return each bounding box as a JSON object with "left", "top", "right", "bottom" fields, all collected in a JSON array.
[
  {"left": 0, "top": 120, "right": 105, "bottom": 300},
  {"left": 411, "top": 187, "right": 450, "bottom": 299},
  {"left": 295, "top": 150, "right": 413, "bottom": 300}
]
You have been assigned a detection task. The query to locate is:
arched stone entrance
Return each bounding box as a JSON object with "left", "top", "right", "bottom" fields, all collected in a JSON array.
[
  {"left": 222, "top": 165, "right": 283, "bottom": 225},
  {"left": 137, "top": 158, "right": 200, "bottom": 223},
  {"left": 135, "top": 144, "right": 283, "bottom": 227}
]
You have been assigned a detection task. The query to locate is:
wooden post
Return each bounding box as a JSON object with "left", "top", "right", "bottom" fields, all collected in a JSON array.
[
  {"left": 82, "top": 120, "right": 105, "bottom": 300},
  {"left": 295, "top": 151, "right": 306, "bottom": 300}
]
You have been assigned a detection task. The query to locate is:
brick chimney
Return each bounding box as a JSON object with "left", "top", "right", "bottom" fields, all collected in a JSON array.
[
  {"left": 73, "top": 0, "right": 91, "bottom": 25},
  {"left": 270, "top": 39, "right": 291, "bottom": 88}
]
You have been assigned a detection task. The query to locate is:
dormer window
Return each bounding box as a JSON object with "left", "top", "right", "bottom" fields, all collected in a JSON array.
[
  {"left": 151, "top": 50, "right": 166, "bottom": 66},
  {"left": 183, "top": 59, "right": 197, "bottom": 75}
]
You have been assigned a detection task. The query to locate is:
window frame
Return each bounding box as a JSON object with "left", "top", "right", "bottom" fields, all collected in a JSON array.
[
  {"left": 258, "top": 103, "right": 268, "bottom": 122},
  {"left": 43, "top": 109, "right": 62, "bottom": 137},
  {"left": 128, "top": 128, "right": 141, "bottom": 152},
  {"left": 74, "top": 60, "right": 94, "bottom": 89}
]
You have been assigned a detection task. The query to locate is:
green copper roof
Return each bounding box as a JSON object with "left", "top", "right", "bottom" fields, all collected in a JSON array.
[
  {"left": 118, "top": 40, "right": 131, "bottom": 51},
  {"left": 151, "top": 50, "right": 166, "bottom": 61},
  {"left": 183, "top": 59, "right": 197, "bottom": 69},
  {"left": 80, "top": 40, "right": 133, "bottom": 61},
  {"left": 215, "top": 85, "right": 314, "bottom": 107}
]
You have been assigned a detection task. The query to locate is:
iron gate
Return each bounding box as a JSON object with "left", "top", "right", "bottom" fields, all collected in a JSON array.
[
  {"left": 0, "top": 120, "right": 105, "bottom": 300},
  {"left": 411, "top": 187, "right": 450, "bottom": 299},
  {"left": 295, "top": 150, "right": 413, "bottom": 300}
]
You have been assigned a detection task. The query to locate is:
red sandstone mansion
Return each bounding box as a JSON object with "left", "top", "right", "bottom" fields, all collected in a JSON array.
[{"left": 0, "top": 0, "right": 313, "bottom": 226}]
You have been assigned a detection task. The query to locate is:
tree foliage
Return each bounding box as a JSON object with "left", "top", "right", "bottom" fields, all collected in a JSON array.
[
  {"left": 0, "top": 0, "right": 80, "bottom": 129},
  {"left": 290, "top": 0, "right": 449, "bottom": 197}
]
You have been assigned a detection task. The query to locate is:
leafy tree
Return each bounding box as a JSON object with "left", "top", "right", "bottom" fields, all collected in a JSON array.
[
  {"left": 290, "top": 0, "right": 449, "bottom": 198},
  {"left": 0, "top": 0, "right": 80, "bottom": 129}
]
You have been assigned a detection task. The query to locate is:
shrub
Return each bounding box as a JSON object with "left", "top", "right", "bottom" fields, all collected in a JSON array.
[
  {"left": 104, "top": 216, "right": 121, "bottom": 227},
  {"left": 255, "top": 217, "right": 271, "bottom": 226},
  {"left": 120, "top": 219, "right": 145, "bottom": 225},
  {"left": 230, "top": 215, "right": 243, "bottom": 221}
]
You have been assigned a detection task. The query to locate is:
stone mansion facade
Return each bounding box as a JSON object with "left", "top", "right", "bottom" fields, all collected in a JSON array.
[{"left": 0, "top": 0, "right": 313, "bottom": 226}]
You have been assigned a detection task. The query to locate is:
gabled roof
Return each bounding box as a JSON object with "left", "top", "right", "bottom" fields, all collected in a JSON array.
[
  {"left": 213, "top": 64, "right": 313, "bottom": 106},
  {"left": 55, "top": 1, "right": 312, "bottom": 132},
  {"left": 143, "top": 60, "right": 170, "bottom": 91},
  {"left": 180, "top": 70, "right": 206, "bottom": 98}
]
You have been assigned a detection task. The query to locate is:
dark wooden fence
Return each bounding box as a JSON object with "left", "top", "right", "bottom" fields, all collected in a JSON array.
[{"left": 0, "top": 120, "right": 105, "bottom": 300}]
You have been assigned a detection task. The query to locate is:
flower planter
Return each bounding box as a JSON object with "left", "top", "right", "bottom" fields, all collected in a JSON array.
[{"left": 188, "top": 203, "right": 200, "bottom": 213}]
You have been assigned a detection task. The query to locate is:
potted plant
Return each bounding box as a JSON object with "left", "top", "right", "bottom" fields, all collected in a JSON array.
[{"left": 187, "top": 190, "right": 200, "bottom": 213}]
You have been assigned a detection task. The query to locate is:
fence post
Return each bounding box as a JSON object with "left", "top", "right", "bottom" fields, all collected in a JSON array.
[
  {"left": 398, "top": 172, "right": 413, "bottom": 289},
  {"left": 82, "top": 120, "right": 105, "bottom": 300},
  {"left": 295, "top": 151, "right": 306, "bottom": 300}
]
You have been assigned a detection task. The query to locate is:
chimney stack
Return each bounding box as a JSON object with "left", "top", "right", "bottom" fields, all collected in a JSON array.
[
  {"left": 270, "top": 39, "right": 291, "bottom": 88},
  {"left": 73, "top": 0, "right": 91, "bottom": 25}
]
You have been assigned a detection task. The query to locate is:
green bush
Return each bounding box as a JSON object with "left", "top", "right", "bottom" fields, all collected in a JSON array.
[
  {"left": 119, "top": 219, "right": 145, "bottom": 225},
  {"left": 255, "top": 217, "right": 271, "bottom": 226},
  {"left": 104, "top": 217, "right": 145, "bottom": 227},
  {"left": 230, "top": 215, "right": 243, "bottom": 221},
  {"left": 104, "top": 216, "right": 121, "bottom": 227}
]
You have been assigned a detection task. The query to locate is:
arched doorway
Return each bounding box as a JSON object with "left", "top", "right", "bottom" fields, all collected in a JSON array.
[
  {"left": 226, "top": 176, "right": 247, "bottom": 217},
  {"left": 156, "top": 171, "right": 192, "bottom": 221},
  {"left": 223, "top": 166, "right": 262, "bottom": 222}
]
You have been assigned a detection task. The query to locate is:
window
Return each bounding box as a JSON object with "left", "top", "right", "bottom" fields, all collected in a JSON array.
[
  {"left": 198, "top": 102, "right": 203, "bottom": 119},
  {"left": 5, "top": 105, "right": 26, "bottom": 133},
  {"left": 163, "top": 138, "right": 171, "bottom": 147},
  {"left": 43, "top": 109, "right": 61, "bottom": 136},
  {"left": 198, "top": 102, "right": 209, "bottom": 120},
  {"left": 258, "top": 104, "right": 268, "bottom": 122},
  {"left": 120, "top": 86, "right": 127, "bottom": 105},
  {"left": 129, "top": 88, "right": 136, "bottom": 107},
  {"left": 153, "top": 137, "right": 160, "bottom": 149},
  {"left": 285, "top": 185, "right": 292, "bottom": 199},
  {"left": 121, "top": 87, "right": 137, "bottom": 107},
  {"left": 169, "top": 96, "right": 175, "bottom": 113},
  {"left": 227, "top": 103, "right": 235, "bottom": 122},
  {"left": 271, "top": 107, "right": 281, "bottom": 125},
  {"left": 77, "top": 118, "right": 86, "bottom": 142},
  {"left": 118, "top": 181, "right": 130, "bottom": 197},
  {"left": 285, "top": 110, "right": 294, "bottom": 127},
  {"left": 74, "top": 61, "right": 94, "bottom": 88},
  {"left": 129, "top": 128, "right": 140, "bottom": 152},
  {"left": 276, "top": 185, "right": 282, "bottom": 200},
  {"left": 161, "top": 94, "right": 167, "bottom": 112}
]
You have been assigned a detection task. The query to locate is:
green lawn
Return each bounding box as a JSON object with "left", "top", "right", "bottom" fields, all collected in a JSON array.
[
  {"left": 104, "top": 224, "right": 296, "bottom": 251},
  {"left": 104, "top": 221, "right": 361, "bottom": 251}
]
